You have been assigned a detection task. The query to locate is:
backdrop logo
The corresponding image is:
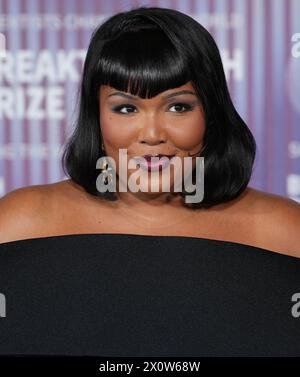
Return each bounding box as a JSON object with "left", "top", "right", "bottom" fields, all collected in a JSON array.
[
  {"left": 0, "top": 33, "right": 6, "bottom": 58},
  {"left": 0, "top": 49, "right": 86, "bottom": 120},
  {"left": 286, "top": 50, "right": 300, "bottom": 114},
  {"left": 291, "top": 33, "right": 300, "bottom": 58},
  {"left": 0, "top": 293, "right": 6, "bottom": 318},
  {"left": 288, "top": 141, "right": 300, "bottom": 159},
  {"left": 0, "top": 176, "right": 5, "bottom": 197},
  {"left": 287, "top": 174, "right": 300, "bottom": 203}
]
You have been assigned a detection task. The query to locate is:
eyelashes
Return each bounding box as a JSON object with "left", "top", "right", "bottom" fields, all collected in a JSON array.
[{"left": 111, "top": 102, "right": 195, "bottom": 115}]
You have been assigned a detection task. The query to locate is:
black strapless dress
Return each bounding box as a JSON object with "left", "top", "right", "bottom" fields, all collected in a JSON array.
[{"left": 0, "top": 233, "right": 299, "bottom": 357}]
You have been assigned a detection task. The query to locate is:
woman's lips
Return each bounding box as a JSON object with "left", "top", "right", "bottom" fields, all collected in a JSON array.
[{"left": 133, "top": 155, "right": 175, "bottom": 172}]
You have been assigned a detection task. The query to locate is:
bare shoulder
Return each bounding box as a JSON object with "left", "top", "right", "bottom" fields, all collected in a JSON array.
[
  {"left": 245, "top": 187, "right": 300, "bottom": 258},
  {"left": 0, "top": 179, "right": 78, "bottom": 244}
]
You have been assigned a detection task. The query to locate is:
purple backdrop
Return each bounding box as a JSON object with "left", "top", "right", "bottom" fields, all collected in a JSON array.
[{"left": 0, "top": 0, "right": 299, "bottom": 201}]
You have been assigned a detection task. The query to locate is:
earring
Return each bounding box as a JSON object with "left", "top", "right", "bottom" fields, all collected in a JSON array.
[
  {"left": 99, "top": 141, "right": 112, "bottom": 183},
  {"left": 201, "top": 144, "right": 207, "bottom": 155},
  {"left": 98, "top": 157, "right": 114, "bottom": 185}
]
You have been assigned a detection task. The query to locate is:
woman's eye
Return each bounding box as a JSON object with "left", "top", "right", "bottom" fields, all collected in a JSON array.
[
  {"left": 112, "top": 104, "right": 137, "bottom": 114},
  {"left": 112, "top": 102, "right": 194, "bottom": 115},
  {"left": 169, "top": 103, "right": 193, "bottom": 113}
]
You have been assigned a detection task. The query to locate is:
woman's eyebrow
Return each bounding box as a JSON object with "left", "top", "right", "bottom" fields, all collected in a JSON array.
[{"left": 107, "top": 90, "right": 197, "bottom": 100}]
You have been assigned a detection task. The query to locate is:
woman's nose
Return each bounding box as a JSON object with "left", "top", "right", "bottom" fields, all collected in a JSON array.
[{"left": 138, "top": 114, "right": 167, "bottom": 145}]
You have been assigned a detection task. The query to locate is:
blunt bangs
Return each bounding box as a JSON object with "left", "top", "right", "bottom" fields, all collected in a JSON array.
[{"left": 92, "top": 28, "right": 192, "bottom": 101}]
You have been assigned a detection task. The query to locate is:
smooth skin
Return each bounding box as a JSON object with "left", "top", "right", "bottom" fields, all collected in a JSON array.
[
  {"left": 99, "top": 81, "right": 205, "bottom": 201},
  {"left": 0, "top": 82, "right": 300, "bottom": 258}
]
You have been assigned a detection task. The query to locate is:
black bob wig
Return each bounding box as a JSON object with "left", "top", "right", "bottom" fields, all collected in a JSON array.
[{"left": 61, "top": 6, "right": 256, "bottom": 209}]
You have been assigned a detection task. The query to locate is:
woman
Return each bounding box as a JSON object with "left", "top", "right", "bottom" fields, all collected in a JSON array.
[{"left": 0, "top": 6, "right": 299, "bottom": 357}]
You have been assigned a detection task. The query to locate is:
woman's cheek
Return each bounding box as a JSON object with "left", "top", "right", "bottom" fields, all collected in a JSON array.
[
  {"left": 167, "top": 116, "right": 206, "bottom": 151},
  {"left": 100, "top": 113, "right": 136, "bottom": 149}
]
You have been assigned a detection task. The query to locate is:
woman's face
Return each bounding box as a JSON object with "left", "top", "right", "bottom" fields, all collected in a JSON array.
[{"left": 99, "top": 81, "right": 206, "bottom": 196}]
